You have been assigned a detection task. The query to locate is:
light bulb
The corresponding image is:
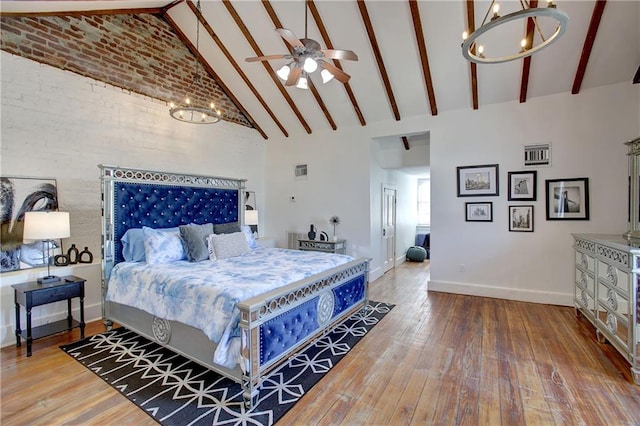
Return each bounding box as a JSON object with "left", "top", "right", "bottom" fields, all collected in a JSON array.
[
  {"left": 185, "top": 97, "right": 191, "bottom": 105},
  {"left": 296, "top": 75, "right": 308, "bottom": 90},
  {"left": 276, "top": 65, "right": 290, "bottom": 80},
  {"left": 169, "top": 102, "right": 175, "bottom": 109},
  {"left": 321, "top": 69, "right": 334, "bottom": 84},
  {"left": 521, "top": 38, "right": 527, "bottom": 48},
  {"left": 303, "top": 57, "right": 318, "bottom": 73},
  {"left": 210, "top": 102, "right": 215, "bottom": 109},
  {"left": 478, "top": 45, "right": 484, "bottom": 54},
  {"left": 201, "top": 113, "right": 206, "bottom": 121},
  {"left": 179, "top": 110, "right": 184, "bottom": 119},
  {"left": 493, "top": 3, "right": 500, "bottom": 14},
  {"left": 462, "top": 31, "right": 468, "bottom": 41}
]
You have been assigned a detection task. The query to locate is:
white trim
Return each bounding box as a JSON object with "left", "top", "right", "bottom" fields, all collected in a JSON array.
[{"left": 427, "top": 279, "right": 573, "bottom": 306}]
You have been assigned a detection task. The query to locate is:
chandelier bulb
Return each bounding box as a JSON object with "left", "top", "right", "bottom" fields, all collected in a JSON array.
[
  {"left": 303, "top": 57, "right": 318, "bottom": 73},
  {"left": 547, "top": 0, "right": 556, "bottom": 8},
  {"left": 169, "top": 102, "right": 175, "bottom": 109},
  {"left": 478, "top": 45, "right": 484, "bottom": 54},
  {"left": 462, "top": 31, "right": 468, "bottom": 41},
  {"left": 210, "top": 102, "right": 215, "bottom": 109},
  {"left": 185, "top": 97, "right": 191, "bottom": 105},
  {"left": 521, "top": 38, "right": 527, "bottom": 48}
]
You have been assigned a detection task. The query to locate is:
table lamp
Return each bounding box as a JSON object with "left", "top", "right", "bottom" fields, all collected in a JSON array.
[
  {"left": 23, "top": 211, "right": 70, "bottom": 284},
  {"left": 244, "top": 210, "right": 259, "bottom": 238}
]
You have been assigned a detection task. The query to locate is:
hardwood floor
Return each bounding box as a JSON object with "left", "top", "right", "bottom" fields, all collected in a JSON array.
[{"left": 2, "top": 261, "right": 639, "bottom": 425}]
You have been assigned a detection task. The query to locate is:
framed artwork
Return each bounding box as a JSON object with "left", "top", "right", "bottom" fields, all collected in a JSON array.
[
  {"left": 508, "top": 170, "right": 537, "bottom": 201},
  {"left": 509, "top": 205, "right": 534, "bottom": 232},
  {"left": 465, "top": 202, "right": 493, "bottom": 222},
  {"left": 545, "top": 178, "right": 589, "bottom": 220},
  {"left": 0, "top": 176, "right": 60, "bottom": 272},
  {"left": 457, "top": 164, "right": 499, "bottom": 197}
]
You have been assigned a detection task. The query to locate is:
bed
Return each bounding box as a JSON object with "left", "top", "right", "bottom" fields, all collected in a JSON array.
[{"left": 99, "top": 165, "right": 370, "bottom": 407}]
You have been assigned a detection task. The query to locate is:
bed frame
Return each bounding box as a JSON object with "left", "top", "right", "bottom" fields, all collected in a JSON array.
[{"left": 99, "top": 165, "right": 370, "bottom": 407}]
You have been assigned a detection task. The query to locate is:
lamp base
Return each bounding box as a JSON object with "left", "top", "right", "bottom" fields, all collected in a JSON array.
[{"left": 37, "top": 275, "right": 61, "bottom": 285}]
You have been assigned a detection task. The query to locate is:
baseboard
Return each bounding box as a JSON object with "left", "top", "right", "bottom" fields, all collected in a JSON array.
[
  {"left": 427, "top": 279, "right": 574, "bottom": 306},
  {"left": 369, "top": 266, "right": 383, "bottom": 283},
  {"left": 0, "top": 302, "right": 102, "bottom": 348}
]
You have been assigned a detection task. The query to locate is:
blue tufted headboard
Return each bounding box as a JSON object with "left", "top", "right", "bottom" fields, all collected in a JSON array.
[{"left": 99, "top": 165, "right": 246, "bottom": 283}]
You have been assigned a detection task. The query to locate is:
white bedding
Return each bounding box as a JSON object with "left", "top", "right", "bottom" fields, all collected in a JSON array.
[{"left": 106, "top": 247, "right": 353, "bottom": 367}]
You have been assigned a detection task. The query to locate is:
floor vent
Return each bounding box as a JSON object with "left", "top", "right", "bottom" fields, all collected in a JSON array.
[{"left": 287, "top": 232, "right": 305, "bottom": 249}]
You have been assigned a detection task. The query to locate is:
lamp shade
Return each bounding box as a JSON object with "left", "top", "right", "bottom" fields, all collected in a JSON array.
[
  {"left": 23, "top": 211, "right": 70, "bottom": 241},
  {"left": 244, "top": 210, "right": 259, "bottom": 226}
]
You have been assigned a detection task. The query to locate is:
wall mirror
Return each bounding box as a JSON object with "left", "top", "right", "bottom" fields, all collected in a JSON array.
[{"left": 624, "top": 137, "right": 640, "bottom": 243}]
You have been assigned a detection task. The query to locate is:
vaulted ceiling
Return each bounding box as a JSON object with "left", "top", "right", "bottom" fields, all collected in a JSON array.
[{"left": 2, "top": 0, "right": 639, "bottom": 143}]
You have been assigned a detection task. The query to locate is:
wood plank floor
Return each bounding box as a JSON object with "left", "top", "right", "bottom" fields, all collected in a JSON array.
[{"left": 2, "top": 261, "right": 640, "bottom": 425}]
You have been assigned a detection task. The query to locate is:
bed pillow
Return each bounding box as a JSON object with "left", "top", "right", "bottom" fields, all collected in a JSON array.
[
  {"left": 213, "top": 222, "right": 241, "bottom": 235},
  {"left": 122, "top": 226, "right": 179, "bottom": 262},
  {"left": 240, "top": 225, "right": 258, "bottom": 249},
  {"left": 206, "top": 233, "right": 217, "bottom": 261},
  {"left": 142, "top": 226, "right": 186, "bottom": 265},
  {"left": 179, "top": 223, "right": 214, "bottom": 262},
  {"left": 209, "top": 231, "right": 250, "bottom": 260}
]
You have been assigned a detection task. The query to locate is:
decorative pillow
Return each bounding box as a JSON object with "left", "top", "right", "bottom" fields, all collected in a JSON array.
[
  {"left": 213, "top": 222, "right": 241, "bottom": 235},
  {"left": 240, "top": 225, "right": 258, "bottom": 249},
  {"left": 206, "top": 233, "right": 217, "bottom": 261},
  {"left": 179, "top": 223, "right": 214, "bottom": 262},
  {"left": 122, "top": 227, "right": 179, "bottom": 262},
  {"left": 209, "top": 231, "right": 250, "bottom": 260},
  {"left": 142, "top": 226, "right": 186, "bottom": 265}
]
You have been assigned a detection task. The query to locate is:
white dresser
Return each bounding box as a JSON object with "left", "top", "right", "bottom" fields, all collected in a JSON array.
[{"left": 573, "top": 234, "right": 640, "bottom": 384}]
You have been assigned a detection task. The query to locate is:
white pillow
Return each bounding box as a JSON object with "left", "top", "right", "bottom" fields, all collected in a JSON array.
[
  {"left": 206, "top": 233, "right": 217, "bottom": 261},
  {"left": 209, "top": 232, "right": 250, "bottom": 260},
  {"left": 142, "top": 226, "right": 186, "bottom": 265}
]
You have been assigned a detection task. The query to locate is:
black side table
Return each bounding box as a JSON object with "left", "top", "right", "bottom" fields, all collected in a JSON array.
[{"left": 12, "top": 275, "right": 85, "bottom": 356}]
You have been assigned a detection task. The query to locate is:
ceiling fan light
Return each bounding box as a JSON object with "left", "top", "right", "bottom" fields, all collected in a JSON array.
[
  {"left": 321, "top": 68, "right": 334, "bottom": 84},
  {"left": 277, "top": 64, "right": 291, "bottom": 81},
  {"left": 303, "top": 57, "right": 318, "bottom": 73},
  {"left": 296, "top": 75, "right": 309, "bottom": 89}
]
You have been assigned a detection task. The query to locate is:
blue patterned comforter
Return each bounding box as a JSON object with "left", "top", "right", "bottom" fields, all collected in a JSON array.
[{"left": 106, "top": 247, "right": 353, "bottom": 368}]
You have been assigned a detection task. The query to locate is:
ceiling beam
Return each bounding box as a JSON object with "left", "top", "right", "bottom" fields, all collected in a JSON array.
[
  {"left": 185, "top": 1, "right": 288, "bottom": 138},
  {"left": 261, "top": 0, "right": 336, "bottom": 131},
  {"left": 402, "top": 136, "right": 410, "bottom": 150},
  {"left": 163, "top": 11, "right": 268, "bottom": 139},
  {"left": 357, "top": 0, "right": 401, "bottom": 121},
  {"left": 307, "top": 0, "right": 366, "bottom": 127},
  {"left": 572, "top": 0, "right": 607, "bottom": 95},
  {"left": 222, "top": 0, "right": 312, "bottom": 134},
  {"left": 464, "top": 0, "right": 478, "bottom": 110},
  {"left": 0, "top": 7, "right": 166, "bottom": 18},
  {"left": 408, "top": 1, "right": 437, "bottom": 116},
  {"left": 519, "top": 0, "right": 537, "bottom": 103}
]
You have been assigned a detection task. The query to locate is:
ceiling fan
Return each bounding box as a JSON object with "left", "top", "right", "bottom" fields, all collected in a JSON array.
[{"left": 245, "top": 9, "right": 358, "bottom": 89}]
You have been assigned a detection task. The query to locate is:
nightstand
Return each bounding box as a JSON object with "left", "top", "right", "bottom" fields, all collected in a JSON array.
[
  {"left": 12, "top": 275, "right": 85, "bottom": 356},
  {"left": 298, "top": 239, "right": 347, "bottom": 254}
]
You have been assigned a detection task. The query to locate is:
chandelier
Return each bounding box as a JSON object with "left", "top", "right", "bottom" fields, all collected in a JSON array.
[
  {"left": 169, "top": 0, "right": 221, "bottom": 124},
  {"left": 461, "top": 0, "right": 569, "bottom": 64}
]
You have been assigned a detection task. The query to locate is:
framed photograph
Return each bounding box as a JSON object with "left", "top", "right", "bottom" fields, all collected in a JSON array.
[
  {"left": 465, "top": 202, "right": 493, "bottom": 222},
  {"left": 545, "top": 178, "right": 589, "bottom": 220},
  {"left": 509, "top": 205, "right": 534, "bottom": 232},
  {"left": 457, "top": 164, "right": 499, "bottom": 197},
  {"left": 0, "top": 176, "right": 60, "bottom": 272},
  {"left": 508, "top": 170, "right": 537, "bottom": 201}
]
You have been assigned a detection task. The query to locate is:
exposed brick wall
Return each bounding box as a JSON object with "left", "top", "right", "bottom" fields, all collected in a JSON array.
[{"left": 0, "top": 13, "right": 252, "bottom": 128}]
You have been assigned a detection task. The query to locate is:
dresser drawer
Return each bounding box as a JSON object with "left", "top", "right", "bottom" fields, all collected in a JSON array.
[{"left": 30, "top": 282, "right": 82, "bottom": 306}]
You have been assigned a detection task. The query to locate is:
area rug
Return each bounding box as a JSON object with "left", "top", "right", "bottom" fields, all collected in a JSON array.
[{"left": 61, "top": 301, "right": 393, "bottom": 425}]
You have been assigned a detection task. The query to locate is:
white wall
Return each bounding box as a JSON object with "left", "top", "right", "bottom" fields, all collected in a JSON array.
[{"left": 0, "top": 53, "right": 266, "bottom": 347}]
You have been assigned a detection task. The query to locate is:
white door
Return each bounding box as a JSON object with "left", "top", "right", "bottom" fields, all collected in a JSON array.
[{"left": 382, "top": 186, "right": 396, "bottom": 273}]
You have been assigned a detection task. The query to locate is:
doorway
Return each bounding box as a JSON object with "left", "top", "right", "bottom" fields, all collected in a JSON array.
[{"left": 382, "top": 186, "right": 397, "bottom": 273}]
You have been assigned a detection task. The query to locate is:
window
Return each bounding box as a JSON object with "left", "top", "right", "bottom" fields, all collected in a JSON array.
[{"left": 417, "top": 178, "right": 430, "bottom": 225}]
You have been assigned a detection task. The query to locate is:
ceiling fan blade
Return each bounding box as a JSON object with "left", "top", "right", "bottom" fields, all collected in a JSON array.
[
  {"left": 245, "top": 54, "right": 290, "bottom": 63},
  {"left": 320, "top": 61, "right": 351, "bottom": 83},
  {"left": 321, "top": 49, "right": 358, "bottom": 61},
  {"left": 285, "top": 66, "right": 302, "bottom": 86},
  {"left": 275, "top": 28, "right": 304, "bottom": 48}
]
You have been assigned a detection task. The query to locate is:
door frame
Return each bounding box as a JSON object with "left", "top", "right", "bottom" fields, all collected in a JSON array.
[{"left": 382, "top": 184, "right": 397, "bottom": 273}]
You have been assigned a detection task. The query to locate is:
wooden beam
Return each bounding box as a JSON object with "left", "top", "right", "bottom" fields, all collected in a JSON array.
[
  {"left": 357, "top": 0, "right": 401, "bottom": 121},
  {"left": 307, "top": 0, "right": 367, "bottom": 126},
  {"left": 0, "top": 7, "right": 166, "bottom": 18},
  {"left": 572, "top": 0, "right": 606, "bottom": 95},
  {"left": 408, "top": 1, "right": 437, "bottom": 116},
  {"left": 222, "top": 0, "right": 312, "bottom": 134},
  {"left": 187, "top": 0, "right": 288, "bottom": 138},
  {"left": 519, "top": 0, "right": 537, "bottom": 103},
  {"left": 402, "top": 136, "right": 410, "bottom": 150},
  {"left": 163, "top": 11, "right": 268, "bottom": 140},
  {"left": 261, "top": 0, "right": 336, "bottom": 131},
  {"left": 464, "top": 0, "right": 478, "bottom": 110}
]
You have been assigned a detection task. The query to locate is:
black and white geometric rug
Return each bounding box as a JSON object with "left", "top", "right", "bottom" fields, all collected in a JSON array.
[{"left": 61, "top": 301, "right": 393, "bottom": 426}]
